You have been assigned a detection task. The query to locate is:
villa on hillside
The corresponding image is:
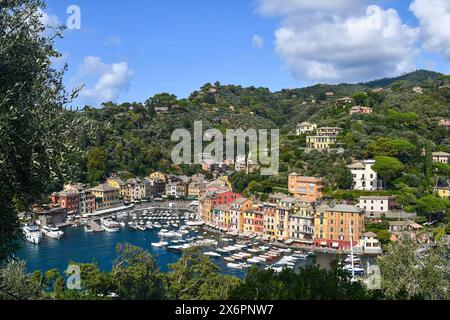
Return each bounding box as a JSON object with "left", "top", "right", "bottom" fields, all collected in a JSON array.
[
  {"left": 296, "top": 122, "right": 317, "bottom": 135},
  {"left": 432, "top": 151, "right": 449, "bottom": 164},
  {"left": 347, "top": 160, "right": 382, "bottom": 191},
  {"left": 349, "top": 106, "right": 373, "bottom": 115}
]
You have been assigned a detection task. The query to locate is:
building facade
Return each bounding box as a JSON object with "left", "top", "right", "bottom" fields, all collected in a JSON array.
[
  {"left": 314, "top": 204, "right": 365, "bottom": 249},
  {"left": 90, "top": 184, "right": 122, "bottom": 211},
  {"left": 296, "top": 122, "right": 317, "bottom": 135},
  {"left": 51, "top": 191, "right": 79, "bottom": 215},
  {"left": 432, "top": 151, "right": 449, "bottom": 164},
  {"left": 347, "top": 160, "right": 382, "bottom": 191},
  {"left": 288, "top": 173, "right": 324, "bottom": 203}
]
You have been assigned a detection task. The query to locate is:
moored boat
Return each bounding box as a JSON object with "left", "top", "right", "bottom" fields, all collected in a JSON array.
[
  {"left": 41, "top": 225, "right": 64, "bottom": 239},
  {"left": 23, "top": 224, "right": 42, "bottom": 244}
]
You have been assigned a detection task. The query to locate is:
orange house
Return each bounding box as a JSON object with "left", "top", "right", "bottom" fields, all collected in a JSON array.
[{"left": 288, "top": 173, "right": 324, "bottom": 203}]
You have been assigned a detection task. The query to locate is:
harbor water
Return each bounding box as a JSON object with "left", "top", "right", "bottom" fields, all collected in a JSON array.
[{"left": 17, "top": 216, "right": 346, "bottom": 278}]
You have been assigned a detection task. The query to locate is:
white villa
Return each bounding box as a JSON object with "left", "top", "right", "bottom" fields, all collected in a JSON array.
[
  {"left": 296, "top": 122, "right": 317, "bottom": 135},
  {"left": 347, "top": 160, "right": 382, "bottom": 191}
]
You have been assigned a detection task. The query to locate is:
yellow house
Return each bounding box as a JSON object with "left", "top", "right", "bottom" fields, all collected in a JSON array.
[
  {"left": 90, "top": 184, "right": 122, "bottom": 210},
  {"left": 106, "top": 177, "right": 127, "bottom": 198},
  {"left": 149, "top": 171, "right": 167, "bottom": 182},
  {"left": 436, "top": 187, "right": 450, "bottom": 199},
  {"left": 306, "top": 135, "right": 338, "bottom": 150}
]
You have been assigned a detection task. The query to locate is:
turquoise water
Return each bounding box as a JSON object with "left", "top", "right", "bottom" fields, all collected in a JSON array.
[{"left": 17, "top": 225, "right": 336, "bottom": 278}]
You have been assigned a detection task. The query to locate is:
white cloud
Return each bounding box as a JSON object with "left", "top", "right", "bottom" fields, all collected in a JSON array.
[
  {"left": 257, "top": 0, "right": 419, "bottom": 83},
  {"left": 78, "top": 56, "right": 133, "bottom": 104},
  {"left": 252, "top": 34, "right": 264, "bottom": 49},
  {"left": 38, "top": 9, "right": 61, "bottom": 27},
  {"left": 410, "top": 0, "right": 450, "bottom": 58}
]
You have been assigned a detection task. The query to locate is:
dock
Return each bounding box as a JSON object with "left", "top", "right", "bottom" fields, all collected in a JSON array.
[{"left": 88, "top": 220, "right": 104, "bottom": 232}]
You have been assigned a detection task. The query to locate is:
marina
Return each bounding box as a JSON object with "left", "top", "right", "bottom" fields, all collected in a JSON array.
[{"left": 17, "top": 207, "right": 374, "bottom": 278}]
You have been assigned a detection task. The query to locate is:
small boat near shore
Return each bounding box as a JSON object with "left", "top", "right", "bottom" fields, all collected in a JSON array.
[
  {"left": 151, "top": 241, "right": 169, "bottom": 248},
  {"left": 227, "top": 262, "right": 250, "bottom": 269},
  {"left": 204, "top": 251, "right": 221, "bottom": 258}
]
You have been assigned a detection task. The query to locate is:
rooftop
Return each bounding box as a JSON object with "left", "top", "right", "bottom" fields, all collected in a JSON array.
[
  {"left": 319, "top": 204, "right": 363, "bottom": 213},
  {"left": 91, "top": 184, "right": 119, "bottom": 192}
]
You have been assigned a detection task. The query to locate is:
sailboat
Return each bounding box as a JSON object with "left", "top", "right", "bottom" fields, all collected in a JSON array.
[{"left": 346, "top": 221, "right": 365, "bottom": 277}]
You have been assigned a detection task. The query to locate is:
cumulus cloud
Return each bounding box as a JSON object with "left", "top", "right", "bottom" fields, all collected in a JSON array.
[
  {"left": 257, "top": 0, "right": 419, "bottom": 83},
  {"left": 252, "top": 34, "right": 264, "bottom": 49},
  {"left": 37, "top": 9, "right": 61, "bottom": 27},
  {"left": 410, "top": 0, "right": 450, "bottom": 58},
  {"left": 78, "top": 56, "right": 133, "bottom": 104}
]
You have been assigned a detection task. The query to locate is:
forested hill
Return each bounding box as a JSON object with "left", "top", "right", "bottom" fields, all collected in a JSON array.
[{"left": 72, "top": 70, "right": 450, "bottom": 200}]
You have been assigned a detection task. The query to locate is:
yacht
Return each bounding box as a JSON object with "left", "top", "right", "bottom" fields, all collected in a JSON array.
[
  {"left": 42, "top": 225, "right": 64, "bottom": 239},
  {"left": 151, "top": 241, "right": 169, "bottom": 248},
  {"left": 226, "top": 262, "right": 250, "bottom": 269},
  {"left": 203, "top": 251, "right": 221, "bottom": 258},
  {"left": 100, "top": 219, "right": 120, "bottom": 232},
  {"left": 23, "top": 224, "right": 42, "bottom": 244}
]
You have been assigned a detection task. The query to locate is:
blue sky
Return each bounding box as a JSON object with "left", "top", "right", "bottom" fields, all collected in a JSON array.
[{"left": 43, "top": 0, "right": 450, "bottom": 106}]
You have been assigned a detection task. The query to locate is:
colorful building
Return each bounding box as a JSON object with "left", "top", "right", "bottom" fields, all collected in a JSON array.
[
  {"left": 90, "top": 184, "right": 122, "bottom": 211},
  {"left": 79, "top": 190, "right": 96, "bottom": 215},
  {"left": 242, "top": 205, "right": 264, "bottom": 235},
  {"left": 262, "top": 203, "right": 278, "bottom": 239},
  {"left": 200, "top": 189, "right": 241, "bottom": 223},
  {"left": 212, "top": 204, "right": 232, "bottom": 229},
  {"left": 287, "top": 203, "right": 315, "bottom": 245},
  {"left": 51, "top": 191, "right": 79, "bottom": 215},
  {"left": 106, "top": 176, "right": 128, "bottom": 198},
  {"left": 288, "top": 173, "right": 324, "bottom": 202},
  {"left": 230, "top": 198, "right": 253, "bottom": 233},
  {"left": 315, "top": 204, "right": 365, "bottom": 249}
]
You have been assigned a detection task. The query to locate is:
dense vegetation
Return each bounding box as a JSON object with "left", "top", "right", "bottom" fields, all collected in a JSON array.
[{"left": 0, "top": 242, "right": 447, "bottom": 300}]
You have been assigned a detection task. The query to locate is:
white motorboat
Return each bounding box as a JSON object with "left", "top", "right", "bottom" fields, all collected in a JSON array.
[
  {"left": 41, "top": 225, "right": 64, "bottom": 239},
  {"left": 84, "top": 225, "right": 94, "bottom": 233},
  {"left": 247, "top": 258, "right": 261, "bottom": 264},
  {"left": 159, "top": 231, "right": 175, "bottom": 238},
  {"left": 119, "top": 221, "right": 126, "bottom": 228},
  {"left": 23, "top": 224, "right": 42, "bottom": 244},
  {"left": 100, "top": 219, "right": 120, "bottom": 232},
  {"left": 151, "top": 241, "right": 169, "bottom": 247},
  {"left": 185, "top": 220, "right": 205, "bottom": 227},
  {"left": 265, "top": 266, "right": 283, "bottom": 273},
  {"left": 137, "top": 225, "right": 146, "bottom": 231},
  {"left": 227, "top": 262, "right": 250, "bottom": 269},
  {"left": 203, "top": 251, "right": 221, "bottom": 258}
]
